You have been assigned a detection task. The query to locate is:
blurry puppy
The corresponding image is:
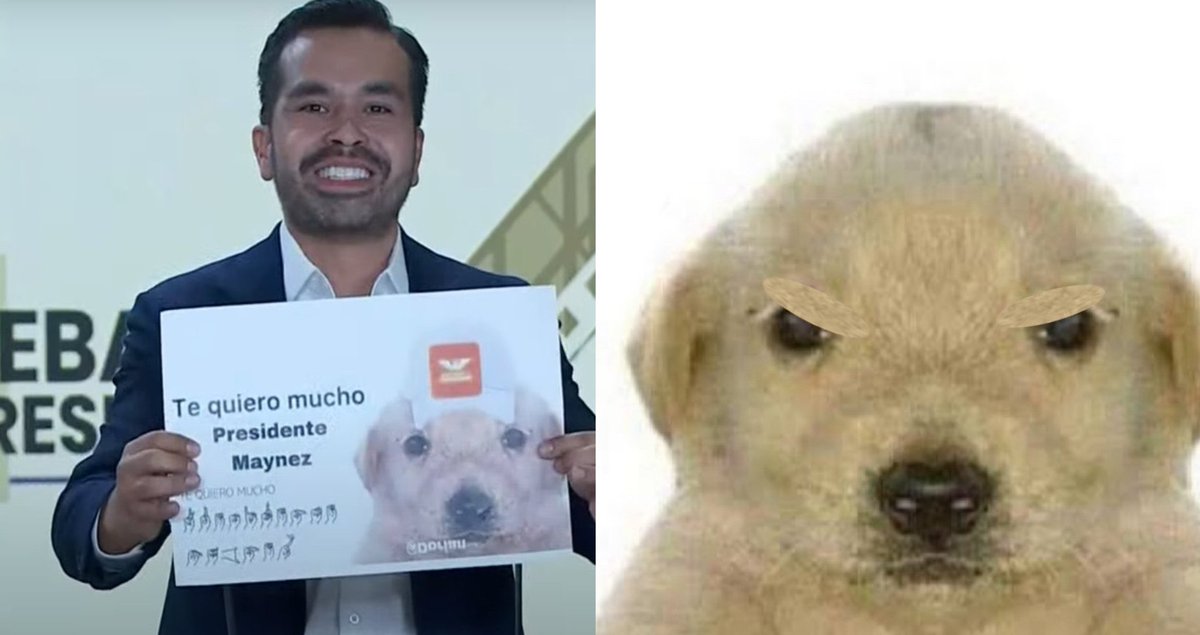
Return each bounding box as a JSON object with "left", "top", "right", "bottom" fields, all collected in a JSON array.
[
  {"left": 355, "top": 388, "right": 572, "bottom": 563},
  {"left": 600, "top": 104, "right": 1200, "bottom": 634}
]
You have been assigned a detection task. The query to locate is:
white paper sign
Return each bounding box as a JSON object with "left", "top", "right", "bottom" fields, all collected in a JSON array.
[{"left": 159, "top": 286, "right": 573, "bottom": 586}]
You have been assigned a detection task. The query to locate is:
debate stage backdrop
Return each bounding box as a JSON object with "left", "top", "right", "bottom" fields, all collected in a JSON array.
[{"left": 0, "top": 2, "right": 595, "bottom": 633}]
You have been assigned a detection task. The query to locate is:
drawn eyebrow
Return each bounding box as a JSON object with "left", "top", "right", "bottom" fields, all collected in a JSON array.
[
  {"left": 995, "top": 285, "right": 1106, "bottom": 328},
  {"left": 762, "top": 277, "right": 872, "bottom": 338}
]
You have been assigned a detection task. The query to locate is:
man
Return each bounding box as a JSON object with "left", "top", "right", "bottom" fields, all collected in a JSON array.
[{"left": 49, "top": 1, "right": 596, "bottom": 633}]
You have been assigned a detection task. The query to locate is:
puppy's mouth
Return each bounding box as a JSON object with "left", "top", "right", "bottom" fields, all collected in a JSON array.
[
  {"left": 871, "top": 521, "right": 997, "bottom": 586},
  {"left": 450, "top": 530, "right": 496, "bottom": 545},
  {"left": 883, "top": 553, "right": 986, "bottom": 585}
]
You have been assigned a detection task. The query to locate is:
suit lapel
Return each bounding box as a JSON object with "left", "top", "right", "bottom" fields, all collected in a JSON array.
[
  {"left": 226, "top": 223, "right": 287, "bottom": 305},
  {"left": 402, "top": 228, "right": 456, "bottom": 294}
]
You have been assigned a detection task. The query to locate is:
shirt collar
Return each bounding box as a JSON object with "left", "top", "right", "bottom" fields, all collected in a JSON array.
[{"left": 279, "top": 221, "right": 409, "bottom": 300}]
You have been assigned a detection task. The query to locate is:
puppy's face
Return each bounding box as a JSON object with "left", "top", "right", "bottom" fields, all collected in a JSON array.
[
  {"left": 356, "top": 390, "right": 563, "bottom": 548},
  {"left": 631, "top": 106, "right": 1200, "bottom": 593}
]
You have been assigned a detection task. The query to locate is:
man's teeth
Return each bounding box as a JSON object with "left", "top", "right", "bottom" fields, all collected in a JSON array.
[{"left": 318, "top": 166, "right": 370, "bottom": 181}]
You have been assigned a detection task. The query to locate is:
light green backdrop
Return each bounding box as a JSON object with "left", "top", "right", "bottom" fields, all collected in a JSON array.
[{"left": 0, "top": 1, "right": 595, "bottom": 633}]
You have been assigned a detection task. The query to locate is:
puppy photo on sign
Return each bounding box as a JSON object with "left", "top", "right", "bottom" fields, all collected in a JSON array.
[
  {"left": 599, "top": 104, "right": 1200, "bottom": 634},
  {"left": 354, "top": 327, "right": 573, "bottom": 564}
]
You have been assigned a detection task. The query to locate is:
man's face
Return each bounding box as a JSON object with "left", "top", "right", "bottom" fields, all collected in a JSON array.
[{"left": 252, "top": 27, "right": 424, "bottom": 238}]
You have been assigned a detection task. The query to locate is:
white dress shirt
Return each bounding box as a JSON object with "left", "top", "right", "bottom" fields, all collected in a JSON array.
[{"left": 93, "top": 221, "right": 420, "bottom": 634}]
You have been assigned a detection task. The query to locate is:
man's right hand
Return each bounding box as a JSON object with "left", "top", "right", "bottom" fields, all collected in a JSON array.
[{"left": 97, "top": 431, "right": 201, "bottom": 555}]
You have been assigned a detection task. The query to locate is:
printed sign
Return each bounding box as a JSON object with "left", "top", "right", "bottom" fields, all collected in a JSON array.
[{"left": 159, "top": 286, "right": 572, "bottom": 586}]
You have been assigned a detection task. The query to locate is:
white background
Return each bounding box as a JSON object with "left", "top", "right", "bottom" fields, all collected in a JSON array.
[
  {"left": 595, "top": 0, "right": 1200, "bottom": 611},
  {"left": 0, "top": 1, "right": 595, "bottom": 633}
]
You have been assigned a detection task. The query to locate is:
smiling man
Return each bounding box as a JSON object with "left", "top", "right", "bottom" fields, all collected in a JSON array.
[{"left": 49, "top": 1, "right": 596, "bottom": 634}]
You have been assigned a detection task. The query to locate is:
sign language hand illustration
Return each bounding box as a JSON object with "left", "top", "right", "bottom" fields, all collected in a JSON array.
[{"left": 279, "top": 534, "right": 295, "bottom": 560}]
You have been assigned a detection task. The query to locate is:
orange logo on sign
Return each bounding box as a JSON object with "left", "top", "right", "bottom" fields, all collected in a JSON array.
[{"left": 429, "top": 343, "right": 482, "bottom": 398}]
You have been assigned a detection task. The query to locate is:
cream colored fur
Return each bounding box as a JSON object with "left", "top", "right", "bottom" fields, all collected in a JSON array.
[{"left": 600, "top": 104, "right": 1200, "bottom": 634}]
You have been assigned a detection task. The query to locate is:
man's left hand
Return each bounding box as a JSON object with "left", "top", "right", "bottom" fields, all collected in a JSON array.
[{"left": 539, "top": 432, "right": 595, "bottom": 518}]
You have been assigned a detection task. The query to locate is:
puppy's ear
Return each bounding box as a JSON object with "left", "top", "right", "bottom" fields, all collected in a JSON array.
[
  {"left": 627, "top": 250, "right": 720, "bottom": 441},
  {"left": 515, "top": 388, "right": 567, "bottom": 490},
  {"left": 355, "top": 397, "right": 415, "bottom": 491},
  {"left": 354, "top": 427, "right": 383, "bottom": 493},
  {"left": 515, "top": 388, "right": 561, "bottom": 442},
  {"left": 1148, "top": 255, "right": 1200, "bottom": 442}
]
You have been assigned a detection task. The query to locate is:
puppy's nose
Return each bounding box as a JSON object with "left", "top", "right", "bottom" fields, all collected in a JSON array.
[
  {"left": 446, "top": 485, "right": 495, "bottom": 532},
  {"left": 875, "top": 461, "right": 992, "bottom": 547}
]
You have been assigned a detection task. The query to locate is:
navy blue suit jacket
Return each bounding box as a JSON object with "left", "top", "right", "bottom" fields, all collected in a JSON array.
[{"left": 51, "top": 224, "right": 596, "bottom": 635}]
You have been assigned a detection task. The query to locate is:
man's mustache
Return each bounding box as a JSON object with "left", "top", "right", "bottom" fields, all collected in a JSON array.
[{"left": 299, "top": 146, "right": 389, "bottom": 176}]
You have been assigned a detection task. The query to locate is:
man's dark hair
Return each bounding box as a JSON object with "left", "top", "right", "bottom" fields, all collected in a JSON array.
[{"left": 256, "top": 0, "right": 429, "bottom": 127}]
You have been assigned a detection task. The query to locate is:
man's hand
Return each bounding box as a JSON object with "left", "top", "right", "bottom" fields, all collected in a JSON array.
[
  {"left": 98, "top": 431, "right": 201, "bottom": 554},
  {"left": 539, "top": 432, "right": 595, "bottom": 518}
]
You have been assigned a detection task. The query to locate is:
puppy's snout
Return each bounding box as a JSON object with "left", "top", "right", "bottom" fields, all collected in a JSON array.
[
  {"left": 875, "top": 461, "right": 993, "bottom": 547},
  {"left": 446, "top": 485, "right": 496, "bottom": 533}
]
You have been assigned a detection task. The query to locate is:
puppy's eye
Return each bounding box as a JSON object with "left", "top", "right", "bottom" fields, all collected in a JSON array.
[
  {"left": 770, "top": 308, "right": 830, "bottom": 351},
  {"left": 501, "top": 427, "right": 527, "bottom": 450},
  {"left": 1037, "top": 311, "right": 1095, "bottom": 352},
  {"left": 403, "top": 434, "right": 430, "bottom": 458}
]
